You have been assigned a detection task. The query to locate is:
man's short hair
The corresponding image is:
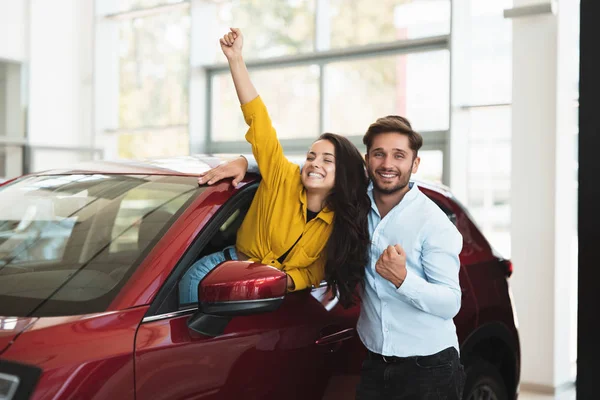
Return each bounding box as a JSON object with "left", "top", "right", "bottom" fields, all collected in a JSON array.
[{"left": 363, "top": 115, "right": 423, "bottom": 158}]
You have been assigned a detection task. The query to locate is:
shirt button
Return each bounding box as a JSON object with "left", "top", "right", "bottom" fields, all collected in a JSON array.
[{"left": 383, "top": 303, "right": 387, "bottom": 308}]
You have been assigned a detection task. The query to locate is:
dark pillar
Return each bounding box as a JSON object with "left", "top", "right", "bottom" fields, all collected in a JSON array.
[{"left": 577, "top": 1, "right": 600, "bottom": 399}]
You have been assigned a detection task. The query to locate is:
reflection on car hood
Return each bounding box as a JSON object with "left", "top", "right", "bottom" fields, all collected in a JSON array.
[{"left": 0, "top": 316, "right": 37, "bottom": 355}]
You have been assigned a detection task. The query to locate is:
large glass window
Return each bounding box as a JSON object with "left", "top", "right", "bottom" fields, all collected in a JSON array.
[
  {"left": 118, "top": 5, "right": 190, "bottom": 158},
  {"left": 324, "top": 50, "right": 449, "bottom": 135},
  {"left": 117, "top": 127, "right": 189, "bottom": 159},
  {"left": 119, "top": 9, "right": 189, "bottom": 128},
  {"left": 413, "top": 150, "right": 443, "bottom": 184},
  {"left": 211, "top": 65, "right": 320, "bottom": 142},
  {"left": 118, "top": 0, "right": 186, "bottom": 13},
  {"left": 329, "top": 0, "right": 450, "bottom": 48},
  {"left": 454, "top": 0, "right": 513, "bottom": 257},
  {"left": 104, "top": 0, "right": 451, "bottom": 181},
  {"left": 465, "top": 105, "right": 511, "bottom": 256},
  {"left": 464, "top": 0, "right": 512, "bottom": 105},
  {"left": 212, "top": 0, "right": 316, "bottom": 61}
]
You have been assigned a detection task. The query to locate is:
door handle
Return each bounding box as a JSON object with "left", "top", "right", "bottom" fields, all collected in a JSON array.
[{"left": 315, "top": 328, "right": 355, "bottom": 346}]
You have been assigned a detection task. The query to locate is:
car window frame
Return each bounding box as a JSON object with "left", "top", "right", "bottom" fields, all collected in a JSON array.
[{"left": 143, "top": 181, "right": 260, "bottom": 320}]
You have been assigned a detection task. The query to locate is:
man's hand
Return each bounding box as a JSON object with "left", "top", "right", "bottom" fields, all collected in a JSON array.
[
  {"left": 198, "top": 156, "right": 248, "bottom": 186},
  {"left": 375, "top": 244, "right": 408, "bottom": 288},
  {"left": 220, "top": 28, "right": 243, "bottom": 60}
]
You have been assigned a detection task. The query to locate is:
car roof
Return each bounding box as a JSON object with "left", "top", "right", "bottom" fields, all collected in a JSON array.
[
  {"left": 35, "top": 155, "right": 243, "bottom": 177},
  {"left": 33, "top": 154, "right": 452, "bottom": 196}
]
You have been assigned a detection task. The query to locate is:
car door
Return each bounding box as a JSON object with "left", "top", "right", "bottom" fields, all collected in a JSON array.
[
  {"left": 133, "top": 186, "right": 362, "bottom": 400},
  {"left": 310, "top": 283, "right": 365, "bottom": 400}
]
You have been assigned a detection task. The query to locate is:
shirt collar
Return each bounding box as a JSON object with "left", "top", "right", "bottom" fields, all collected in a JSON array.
[
  {"left": 367, "top": 181, "right": 419, "bottom": 217},
  {"left": 299, "top": 187, "right": 334, "bottom": 225}
]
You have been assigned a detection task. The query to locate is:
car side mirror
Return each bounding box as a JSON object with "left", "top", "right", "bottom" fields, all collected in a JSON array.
[{"left": 187, "top": 260, "right": 287, "bottom": 337}]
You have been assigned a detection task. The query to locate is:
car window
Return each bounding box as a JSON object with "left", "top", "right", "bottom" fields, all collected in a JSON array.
[
  {"left": 176, "top": 198, "right": 252, "bottom": 308},
  {"left": 0, "top": 210, "right": 77, "bottom": 264},
  {"left": 110, "top": 186, "right": 191, "bottom": 254},
  {"left": 0, "top": 174, "right": 203, "bottom": 317}
]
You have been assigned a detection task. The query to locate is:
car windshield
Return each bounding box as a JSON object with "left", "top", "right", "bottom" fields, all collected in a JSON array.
[{"left": 0, "top": 174, "right": 202, "bottom": 317}]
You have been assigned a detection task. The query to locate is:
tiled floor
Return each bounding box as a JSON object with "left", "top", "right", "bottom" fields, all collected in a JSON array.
[{"left": 519, "top": 387, "right": 576, "bottom": 400}]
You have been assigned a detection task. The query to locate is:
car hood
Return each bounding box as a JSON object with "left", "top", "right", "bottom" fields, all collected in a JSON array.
[{"left": 0, "top": 316, "right": 37, "bottom": 355}]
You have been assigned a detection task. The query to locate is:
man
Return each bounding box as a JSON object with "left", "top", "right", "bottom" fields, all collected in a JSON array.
[
  {"left": 354, "top": 115, "right": 465, "bottom": 399},
  {"left": 198, "top": 115, "right": 465, "bottom": 399}
]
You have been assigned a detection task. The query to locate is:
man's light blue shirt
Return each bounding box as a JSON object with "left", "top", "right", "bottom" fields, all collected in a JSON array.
[{"left": 357, "top": 182, "right": 463, "bottom": 357}]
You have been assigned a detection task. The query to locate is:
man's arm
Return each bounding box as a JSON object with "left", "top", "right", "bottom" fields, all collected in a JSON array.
[
  {"left": 376, "top": 224, "right": 462, "bottom": 320},
  {"left": 397, "top": 225, "right": 462, "bottom": 319}
]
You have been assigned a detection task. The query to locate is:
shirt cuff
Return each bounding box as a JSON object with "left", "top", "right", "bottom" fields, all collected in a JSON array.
[
  {"left": 240, "top": 154, "right": 259, "bottom": 174},
  {"left": 240, "top": 95, "right": 264, "bottom": 125},
  {"left": 396, "top": 269, "right": 423, "bottom": 301},
  {"left": 285, "top": 269, "right": 308, "bottom": 292}
]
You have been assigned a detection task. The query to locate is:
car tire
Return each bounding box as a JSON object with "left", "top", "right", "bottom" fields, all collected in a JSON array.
[{"left": 462, "top": 359, "right": 508, "bottom": 400}]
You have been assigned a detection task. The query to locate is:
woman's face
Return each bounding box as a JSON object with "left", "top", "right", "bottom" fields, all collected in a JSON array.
[{"left": 301, "top": 139, "right": 336, "bottom": 193}]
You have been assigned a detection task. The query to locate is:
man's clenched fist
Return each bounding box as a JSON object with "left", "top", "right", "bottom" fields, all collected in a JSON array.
[{"left": 375, "top": 244, "right": 407, "bottom": 288}]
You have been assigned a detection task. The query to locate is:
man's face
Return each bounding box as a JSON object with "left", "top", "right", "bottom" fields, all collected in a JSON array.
[{"left": 365, "top": 132, "right": 420, "bottom": 195}]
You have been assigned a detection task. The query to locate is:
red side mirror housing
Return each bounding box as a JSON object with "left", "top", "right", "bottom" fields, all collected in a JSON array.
[
  {"left": 199, "top": 260, "right": 287, "bottom": 304},
  {"left": 187, "top": 261, "right": 287, "bottom": 337}
]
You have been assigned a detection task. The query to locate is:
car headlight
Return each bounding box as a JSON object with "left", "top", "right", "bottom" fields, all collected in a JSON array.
[{"left": 0, "top": 373, "right": 20, "bottom": 400}]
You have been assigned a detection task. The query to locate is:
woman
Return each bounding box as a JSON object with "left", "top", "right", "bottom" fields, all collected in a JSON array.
[{"left": 180, "top": 28, "right": 370, "bottom": 308}]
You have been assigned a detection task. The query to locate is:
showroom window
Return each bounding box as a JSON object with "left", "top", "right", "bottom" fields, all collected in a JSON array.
[
  {"left": 211, "top": 0, "right": 316, "bottom": 61},
  {"left": 452, "top": 0, "right": 513, "bottom": 257},
  {"left": 328, "top": 0, "right": 450, "bottom": 47},
  {"left": 211, "top": 64, "right": 321, "bottom": 142},
  {"left": 102, "top": 0, "right": 191, "bottom": 159},
  {"left": 323, "top": 50, "right": 449, "bottom": 135},
  {"left": 100, "top": 0, "right": 450, "bottom": 181},
  {"left": 204, "top": 0, "right": 451, "bottom": 177},
  {"left": 97, "top": 0, "right": 451, "bottom": 176}
]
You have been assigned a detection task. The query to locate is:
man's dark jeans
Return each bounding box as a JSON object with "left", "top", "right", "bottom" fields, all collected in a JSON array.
[{"left": 355, "top": 346, "right": 466, "bottom": 400}]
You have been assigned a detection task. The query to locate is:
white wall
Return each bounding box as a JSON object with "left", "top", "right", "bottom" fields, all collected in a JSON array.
[
  {"left": 0, "top": 0, "right": 28, "bottom": 62},
  {"left": 510, "top": 0, "right": 578, "bottom": 392}
]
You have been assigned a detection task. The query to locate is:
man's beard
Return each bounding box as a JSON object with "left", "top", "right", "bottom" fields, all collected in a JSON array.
[{"left": 368, "top": 169, "right": 411, "bottom": 195}]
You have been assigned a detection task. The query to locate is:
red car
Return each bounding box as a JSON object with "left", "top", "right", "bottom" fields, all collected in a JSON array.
[{"left": 0, "top": 156, "right": 520, "bottom": 400}]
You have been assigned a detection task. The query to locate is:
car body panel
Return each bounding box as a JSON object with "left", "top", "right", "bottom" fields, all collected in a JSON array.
[
  {"left": 135, "top": 289, "right": 363, "bottom": 400},
  {"left": 0, "top": 316, "right": 37, "bottom": 355},
  {"left": 1, "top": 307, "right": 147, "bottom": 400}
]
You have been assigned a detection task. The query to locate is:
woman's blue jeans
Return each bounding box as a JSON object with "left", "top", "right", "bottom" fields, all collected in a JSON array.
[{"left": 179, "top": 245, "right": 238, "bottom": 304}]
